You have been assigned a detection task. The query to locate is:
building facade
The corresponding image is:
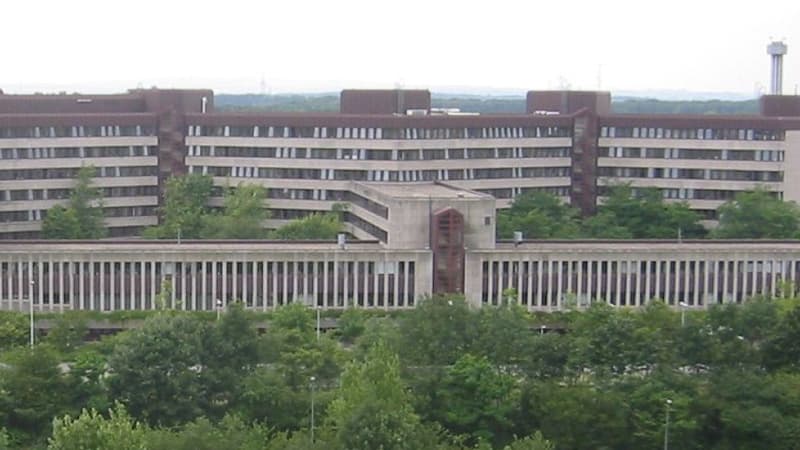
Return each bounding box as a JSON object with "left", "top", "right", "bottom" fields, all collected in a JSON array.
[{"left": 1, "top": 88, "right": 800, "bottom": 238}]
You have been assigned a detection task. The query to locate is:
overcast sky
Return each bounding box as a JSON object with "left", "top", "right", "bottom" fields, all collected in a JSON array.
[{"left": 1, "top": 0, "right": 798, "bottom": 97}]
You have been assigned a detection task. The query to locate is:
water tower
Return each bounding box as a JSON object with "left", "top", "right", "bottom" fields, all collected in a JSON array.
[{"left": 767, "top": 40, "right": 788, "bottom": 95}]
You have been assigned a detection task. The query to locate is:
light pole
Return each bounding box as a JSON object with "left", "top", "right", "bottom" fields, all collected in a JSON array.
[
  {"left": 679, "top": 302, "right": 689, "bottom": 327},
  {"left": 664, "top": 398, "right": 672, "bottom": 450},
  {"left": 310, "top": 376, "right": 316, "bottom": 443},
  {"left": 216, "top": 299, "right": 223, "bottom": 321},
  {"left": 29, "top": 280, "right": 36, "bottom": 348}
]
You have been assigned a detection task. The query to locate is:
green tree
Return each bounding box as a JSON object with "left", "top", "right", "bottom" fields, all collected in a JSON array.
[
  {"left": 497, "top": 192, "right": 581, "bottom": 239},
  {"left": 48, "top": 404, "right": 148, "bottom": 450},
  {"left": 713, "top": 188, "right": 800, "bottom": 238},
  {"left": 0, "top": 346, "right": 67, "bottom": 444},
  {"left": 327, "top": 343, "right": 435, "bottom": 450},
  {"left": 144, "top": 173, "right": 214, "bottom": 239},
  {"left": 44, "top": 314, "right": 87, "bottom": 354},
  {"left": 397, "top": 295, "right": 479, "bottom": 366},
  {"left": 435, "top": 354, "right": 519, "bottom": 447},
  {"left": 107, "top": 315, "right": 212, "bottom": 426},
  {"left": 269, "top": 212, "right": 342, "bottom": 240},
  {"left": 0, "top": 312, "right": 28, "bottom": 351},
  {"left": 42, "top": 166, "right": 106, "bottom": 239},
  {"left": 585, "top": 184, "right": 705, "bottom": 239},
  {"left": 202, "top": 184, "right": 268, "bottom": 239}
]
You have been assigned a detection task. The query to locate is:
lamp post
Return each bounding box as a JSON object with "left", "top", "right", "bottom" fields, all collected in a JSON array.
[
  {"left": 679, "top": 302, "right": 689, "bottom": 327},
  {"left": 29, "top": 280, "right": 36, "bottom": 348},
  {"left": 664, "top": 398, "right": 672, "bottom": 450},
  {"left": 216, "top": 299, "right": 223, "bottom": 321},
  {"left": 310, "top": 376, "right": 316, "bottom": 443}
]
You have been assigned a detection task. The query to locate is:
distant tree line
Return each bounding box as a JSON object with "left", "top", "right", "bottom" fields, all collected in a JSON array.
[{"left": 215, "top": 94, "right": 759, "bottom": 115}]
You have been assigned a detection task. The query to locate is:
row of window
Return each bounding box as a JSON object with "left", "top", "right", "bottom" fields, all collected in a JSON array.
[
  {"left": 0, "top": 166, "right": 158, "bottom": 181},
  {"left": 343, "top": 212, "right": 388, "bottom": 242},
  {"left": 0, "top": 125, "right": 154, "bottom": 139},
  {"left": 0, "top": 206, "right": 157, "bottom": 223},
  {"left": 0, "top": 146, "right": 156, "bottom": 160},
  {"left": 600, "top": 147, "right": 784, "bottom": 162},
  {"left": 196, "top": 165, "right": 571, "bottom": 182},
  {"left": 479, "top": 186, "right": 572, "bottom": 200},
  {"left": 187, "top": 145, "right": 571, "bottom": 160},
  {"left": 189, "top": 125, "right": 572, "bottom": 140},
  {"left": 598, "top": 167, "right": 783, "bottom": 182},
  {"left": 601, "top": 126, "right": 784, "bottom": 141},
  {"left": 0, "top": 186, "right": 158, "bottom": 202},
  {"left": 597, "top": 186, "right": 779, "bottom": 202}
]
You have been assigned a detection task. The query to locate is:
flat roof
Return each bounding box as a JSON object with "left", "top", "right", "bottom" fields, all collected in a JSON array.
[{"left": 356, "top": 181, "right": 490, "bottom": 199}]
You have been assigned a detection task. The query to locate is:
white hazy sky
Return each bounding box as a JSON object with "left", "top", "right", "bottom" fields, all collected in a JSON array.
[{"left": 1, "top": 0, "right": 799, "bottom": 96}]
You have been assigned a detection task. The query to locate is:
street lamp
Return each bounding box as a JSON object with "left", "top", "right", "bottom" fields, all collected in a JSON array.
[
  {"left": 29, "top": 280, "right": 36, "bottom": 348},
  {"left": 310, "top": 376, "right": 316, "bottom": 443},
  {"left": 216, "top": 299, "right": 223, "bottom": 321},
  {"left": 539, "top": 325, "right": 547, "bottom": 336},
  {"left": 678, "top": 302, "right": 689, "bottom": 327},
  {"left": 664, "top": 398, "right": 672, "bottom": 450}
]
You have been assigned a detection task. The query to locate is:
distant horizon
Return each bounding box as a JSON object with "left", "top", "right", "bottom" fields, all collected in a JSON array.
[{"left": 0, "top": 80, "right": 763, "bottom": 102}]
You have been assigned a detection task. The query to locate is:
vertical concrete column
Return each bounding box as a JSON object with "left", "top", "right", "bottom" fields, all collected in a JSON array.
[
  {"left": 90, "top": 257, "right": 96, "bottom": 310},
  {"left": 138, "top": 261, "right": 145, "bottom": 311},
  {"left": 615, "top": 260, "right": 623, "bottom": 306},
  {"left": 625, "top": 260, "right": 633, "bottom": 306},
  {"left": 722, "top": 260, "right": 730, "bottom": 303},
  {"left": 221, "top": 260, "right": 228, "bottom": 306},
  {"left": 732, "top": 260, "right": 740, "bottom": 303},
  {"left": 693, "top": 259, "right": 701, "bottom": 306},
  {"left": 403, "top": 259, "right": 411, "bottom": 308},
  {"left": 150, "top": 260, "right": 157, "bottom": 310},
  {"left": 566, "top": 260, "right": 573, "bottom": 296},
  {"left": 59, "top": 260, "right": 66, "bottom": 312},
  {"left": 393, "top": 258, "right": 400, "bottom": 309},
  {"left": 536, "top": 259, "right": 544, "bottom": 307},
  {"left": 211, "top": 261, "right": 218, "bottom": 309},
  {"left": 47, "top": 255, "right": 54, "bottom": 310},
  {"left": 556, "top": 260, "right": 564, "bottom": 309},
  {"left": 270, "top": 260, "right": 278, "bottom": 309},
  {"left": 741, "top": 260, "right": 750, "bottom": 300},
  {"left": 292, "top": 253, "right": 300, "bottom": 308},
  {"left": 518, "top": 258, "right": 525, "bottom": 305},
  {"left": 497, "top": 260, "right": 506, "bottom": 302},
  {"left": 382, "top": 254, "right": 390, "bottom": 311},
  {"left": 634, "top": 260, "right": 642, "bottom": 306},
  {"left": 108, "top": 262, "right": 115, "bottom": 312},
  {"left": 282, "top": 259, "right": 290, "bottom": 305},
  {"left": 333, "top": 255, "right": 339, "bottom": 308},
  {"left": 232, "top": 260, "right": 238, "bottom": 303},
  {"left": 416, "top": 252, "right": 433, "bottom": 306},
  {"left": 38, "top": 258, "right": 45, "bottom": 311},
  {"left": 546, "top": 260, "right": 554, "bottom": 307},
  {"left": 99, "top": 260, "right": 106, "bottom": 311},
  {"left": 526, "top": 257, "right": 534, "bottom": 308},
  {"left": 605, "top": 260, "right": 612, "bottom": 304},
  {"left": 771, "top": 259, "right": 779, "bottom": 297},
  {"left": 586, "top": 259, "right": 593, "bottom": 305},
  {"left": 487, "top": 258, "right": 495, "bottom": 305},
  {"left": 261, "top": 260, "right": 268, "bottom": 311},
  {"left": 665, "top": 260, "right": 672, "bottom": 304}
]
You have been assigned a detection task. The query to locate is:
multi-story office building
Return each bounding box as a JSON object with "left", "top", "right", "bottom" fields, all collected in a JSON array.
[{"left": 1, "top": 87, "right": 800, "bottom": 239}]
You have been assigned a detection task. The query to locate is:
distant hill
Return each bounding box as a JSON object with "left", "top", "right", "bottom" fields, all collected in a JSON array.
[{"left": 215, "top": 94, "right": 759, "bottom": 115}]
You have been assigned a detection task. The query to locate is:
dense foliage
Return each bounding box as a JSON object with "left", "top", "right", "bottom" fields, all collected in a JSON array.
[
  {"left": 4, "top": 294, "right": 800, "bottom": 449},
  {"left": 42, "top": 166, "right": 106, "bottom": 239},
  {"left": 215, "top": 94, "right": 759, "bottom": 115}
]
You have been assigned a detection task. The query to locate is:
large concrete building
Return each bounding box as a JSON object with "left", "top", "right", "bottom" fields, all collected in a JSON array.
[{"left": 2, "top": 87, "right": 800, "bottom": 238}]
